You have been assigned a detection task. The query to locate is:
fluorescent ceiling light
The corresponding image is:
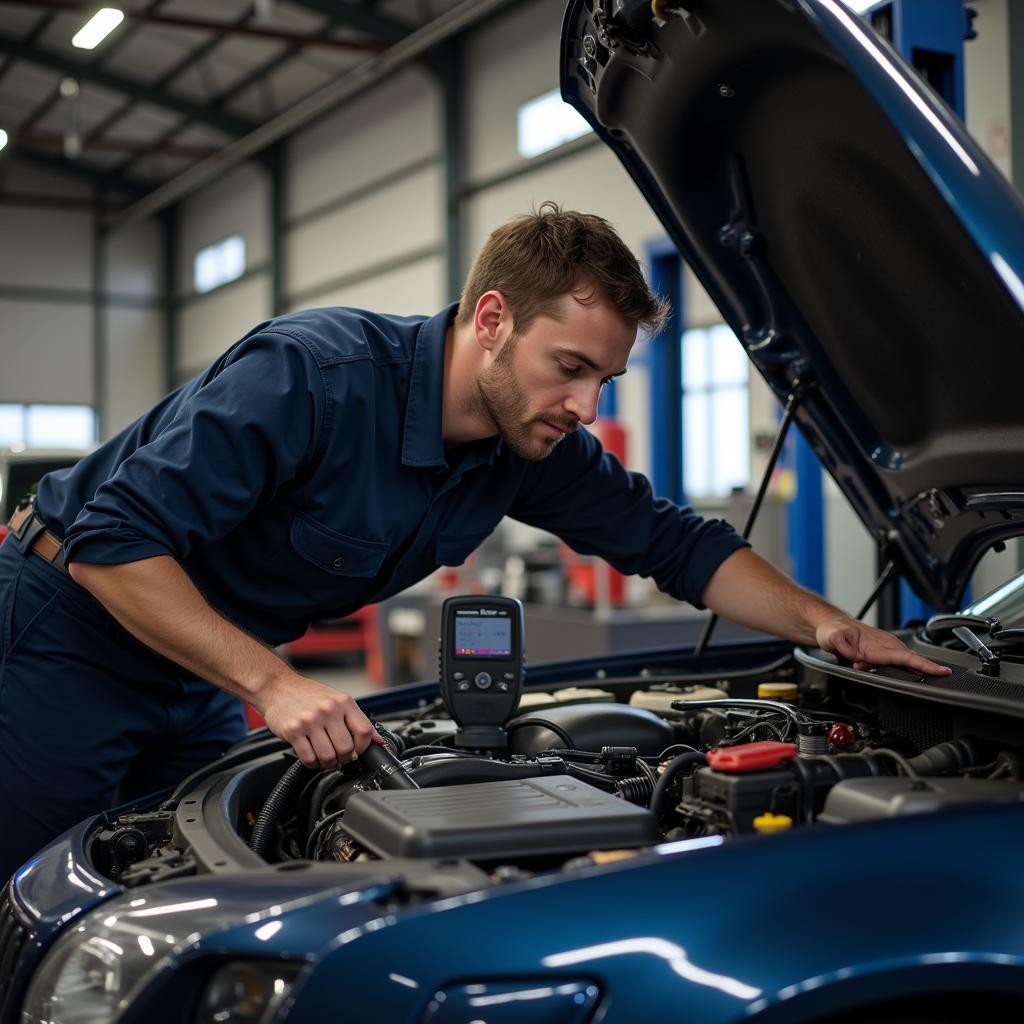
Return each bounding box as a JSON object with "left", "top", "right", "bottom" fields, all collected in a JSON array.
[
  {"left": 0, "top": 129, "right": 7, "bottom": 153},
  {"left": 72, "top": 8, "right": 124, "bottom": 50},
  {"left": 840, "top": 0, "right": 880, "bottom": 12}
]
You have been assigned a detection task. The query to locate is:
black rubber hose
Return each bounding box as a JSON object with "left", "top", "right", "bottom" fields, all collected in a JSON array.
[
  {"left": 907, "top": 738, "right": 982, "bottom": 776},
  {"left": 250, "top": 760, "right": 315, "bottom": 857},
  {"left": 409, "top": 757, "right": 547, "bottom": 787},
  {"left": 374, "top": 724, "right": 405, "bottom": 756},
  {"left": 615, "top": 774, "right": 655, "bottom": 805},
  {"left": 649, "top": 751, "right": 708, "bottom": 818},
  {"left": 563, "top": 762, "right": 619, "bottom": 791},
  {"left": 360, "top": 742, "right": 419, "bottom": 790},
  {"left": 400, "top": 744, "right": 480, "bottom": 759}
]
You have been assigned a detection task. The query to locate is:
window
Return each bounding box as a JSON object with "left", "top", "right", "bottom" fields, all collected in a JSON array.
[
  {"left": 193, "top": 234, "right": 246, "bottom": 294},
  {"left": 681, "top": 324, "right": 749, "bottom": 499},
  {"left": 0, "top": 403, "right": 96, "bottom": 449},
  {"left": 517, "top": 89, "right": 592, "bottom": 159}
]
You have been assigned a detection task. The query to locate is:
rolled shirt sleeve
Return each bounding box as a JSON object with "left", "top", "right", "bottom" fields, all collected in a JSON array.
[
  {"left": 509, "top": 427, "right": 749, "bottom": 608},
  {"left": 64, "top": 332, "right": 324, "bottom": 567}
]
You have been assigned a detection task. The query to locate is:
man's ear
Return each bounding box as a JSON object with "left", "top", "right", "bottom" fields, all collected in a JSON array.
[{"left": 473, "top": 291, "right": 510, "bottom": 353}]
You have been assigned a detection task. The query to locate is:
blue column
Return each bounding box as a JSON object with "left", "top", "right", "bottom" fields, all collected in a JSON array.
[
  {"left": 871, "top": 0, "right": 970, "bottom": 622},
  {"left": 788, "top": 432, "right": 825, "bottom": 594},
  {"left": 644, "top": 238, "right": 685, "bottom": 504}
]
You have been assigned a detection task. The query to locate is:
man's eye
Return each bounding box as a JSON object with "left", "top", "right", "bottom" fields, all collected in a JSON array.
[{"left": 559, "top": 363, "right": 582, "bottom": 377}]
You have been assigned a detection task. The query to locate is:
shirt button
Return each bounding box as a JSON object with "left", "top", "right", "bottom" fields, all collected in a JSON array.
[{"left": 332, "top": 556, "right": 345, "bottom": 568}]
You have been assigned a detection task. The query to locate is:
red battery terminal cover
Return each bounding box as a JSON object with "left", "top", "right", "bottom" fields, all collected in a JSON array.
[
  {"left": 706, "top": 741, "right": 799, "bottom": 772},
  {"left": 828, "top": 723, "right": 856, "bottom": 750}
]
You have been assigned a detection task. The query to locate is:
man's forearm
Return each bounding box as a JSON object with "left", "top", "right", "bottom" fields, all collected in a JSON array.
[
  {"left": 700, "top": 547, "right": 845, "bottom": 645},
  {"left": 68, "top": 556, "right": 290, "bottom": 706}
]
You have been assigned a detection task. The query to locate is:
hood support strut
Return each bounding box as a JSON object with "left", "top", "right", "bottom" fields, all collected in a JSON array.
[{"left": 695, "top": 384, "right": 803, "bottom": 655}]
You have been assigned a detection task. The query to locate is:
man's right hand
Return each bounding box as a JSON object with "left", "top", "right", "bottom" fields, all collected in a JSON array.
[
  {"left": 258, "top": 675, "right": 383, "bottom": 769},
  {"left": 68, "top": 557, "right": 387, "bottom": 770}
]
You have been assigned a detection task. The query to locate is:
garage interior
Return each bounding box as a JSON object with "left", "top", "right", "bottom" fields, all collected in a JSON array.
[{"left": 0, "top": 0, "right": 1021, "bottom": 695}]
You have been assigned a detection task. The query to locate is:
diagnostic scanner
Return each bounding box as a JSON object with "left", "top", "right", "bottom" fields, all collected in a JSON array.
[{"left": 439, "top": 595, "right": 525, "bottom": 749}]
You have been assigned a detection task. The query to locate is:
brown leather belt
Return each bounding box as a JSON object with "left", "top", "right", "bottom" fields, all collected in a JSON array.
[{"left": 7, "top": 503, "right": 68, "bottom": 573}]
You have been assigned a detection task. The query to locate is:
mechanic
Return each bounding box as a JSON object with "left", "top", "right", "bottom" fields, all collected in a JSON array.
[{"left": 0, "top": 204, "right": 949, "bottom": 881}]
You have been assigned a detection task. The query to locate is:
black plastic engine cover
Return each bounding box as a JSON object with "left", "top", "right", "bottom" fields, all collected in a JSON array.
[
  {"left": 506, "top": 703, "right": 675, "bottom": 756},
  {"left": 819, "top": 777, "right": 1024, "bottom": 824},
  {"left": 342, "top": 775, "right": 660, "bottom": 859}
]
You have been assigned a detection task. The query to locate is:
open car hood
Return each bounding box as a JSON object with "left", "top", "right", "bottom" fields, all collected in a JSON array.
[{"left": 560, "top": 0, "right": 1024, "bottom": 610}]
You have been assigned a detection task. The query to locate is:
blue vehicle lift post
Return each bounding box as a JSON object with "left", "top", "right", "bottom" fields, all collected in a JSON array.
[
  {"left": 861, "top": 0, "right": 974, "bottom": 626},
  {"left": 645, "top": 238, "right": 685, "bottom": 505}
]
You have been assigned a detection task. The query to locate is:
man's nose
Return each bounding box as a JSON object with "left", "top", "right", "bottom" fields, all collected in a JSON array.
[{"left": 564, "top": 381, "right": 600, "bottom": 426}]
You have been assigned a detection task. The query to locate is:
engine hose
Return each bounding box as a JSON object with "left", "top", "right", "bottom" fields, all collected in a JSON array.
[
  {"left": 250, "top": 760, "right": 314, "bottom": 857},
  {"left": 649, "top": 751, "right": 708, "bottom": 818},
  {"left": 907, "top": 738, "right": 982, "bottom": 776},
  {"left": 374, "top": 723, "right": 405, "bottom": 756},
  {"left": 409, "top": 757, "right": 547, "bottom": 787},
  {"left": 563, "top": 763, "right": 620, "bottom": 791},
  {"left": 401, "top": 744, "right": 481, "bottom": 759},
  {"left": 615, "top": 774, "right": 655, "bottom": 805}
]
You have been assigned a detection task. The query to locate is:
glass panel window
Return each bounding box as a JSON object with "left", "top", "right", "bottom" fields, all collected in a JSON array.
[
  {"left": 709, "top": 323, "right": 748, "bottom": 386},
  {"left": 681, "top": 324, "right": 749, "bottom": 498},
  {"left": 711, "top": 386, "right": 749, "bottom": 495},
  {"left": 682, "top": 328, "right": 709, "bottom": 390},
  {"left": 517, "top": 89, "right": 592, "bottom": 159},
  {"left": 0, "top": 405, "right": 24, "bottom": 447},
  {"left": 25, "top": 405, "right": 96, "bottom": 448},
  {"left": 683, "top": 391, "right": 710, "bottom": 500},
  {"left": 194, "top": 234, "right": 246, "bottom": 294}
]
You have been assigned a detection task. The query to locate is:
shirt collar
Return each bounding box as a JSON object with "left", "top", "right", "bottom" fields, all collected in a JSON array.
[
  {"left": 401, "top": 302, "right": 504, "bottom": 471},
  {"left": 402, "top": 303, "right": 457, "bottom": 467}
]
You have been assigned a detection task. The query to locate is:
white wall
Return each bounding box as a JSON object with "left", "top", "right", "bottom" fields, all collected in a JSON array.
[
  {"left": 103, "top": 219, "right": 165, "bottom": 436},
  {"left": 283, "top": 66, "right": 444, "bottom": 315},
  {"left": 0, "top": 198, "right": 93, "bottom": 405},
  {"left": 173, "top": 162, "right": 271, "bottom": 379},
  {"left": 965, "top": 0, "right": 1013, "bottom": 181},
  {"left": 0, "top": 158, "right": 165, "bottom": 438}
]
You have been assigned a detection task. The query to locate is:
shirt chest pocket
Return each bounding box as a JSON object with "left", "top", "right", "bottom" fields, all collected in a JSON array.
[
  {"left": 435, "top": 528, "right": 493, "bottom": 567},
  {"left": 290, "top": 513, "right": 390, "bottom": 578}
]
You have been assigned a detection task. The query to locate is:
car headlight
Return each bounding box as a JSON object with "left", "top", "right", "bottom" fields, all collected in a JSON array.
[
  {"left": 194, "top": 961, "right": 302, "bottom": 1024},
  {"left": 22, "top": 926, "right": 155, "bottom": 1024},
  {"left": 20, "top": 896, "right": 304, "bottom": 1024}
]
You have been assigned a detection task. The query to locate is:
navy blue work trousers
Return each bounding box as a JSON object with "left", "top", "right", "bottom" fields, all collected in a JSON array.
[{"left": 0, "top": 535, "right": 247, "bottom": 884}]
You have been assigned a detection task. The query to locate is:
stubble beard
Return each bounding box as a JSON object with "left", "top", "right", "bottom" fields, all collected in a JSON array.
[{"left": 475, "top": 336, "right": 572, "bottom": 462}]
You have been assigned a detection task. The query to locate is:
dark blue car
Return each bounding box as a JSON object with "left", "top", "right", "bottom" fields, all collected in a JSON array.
[{"left": 5, "top": 1, "right": 1024, "bottom": 1021}]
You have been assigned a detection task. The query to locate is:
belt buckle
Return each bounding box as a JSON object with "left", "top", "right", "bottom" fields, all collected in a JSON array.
[{"left": 11, "top": 500, "right": 44, "bottom": 548}]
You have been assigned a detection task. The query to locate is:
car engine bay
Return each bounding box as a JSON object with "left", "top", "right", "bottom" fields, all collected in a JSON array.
[{"left": 88, "top": 619, "right": 1024, "bottom": 895}]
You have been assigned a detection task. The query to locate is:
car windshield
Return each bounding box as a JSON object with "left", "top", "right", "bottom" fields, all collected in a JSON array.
[{"left": 961, "top": 567, "right": 1024, "bottom": 628}]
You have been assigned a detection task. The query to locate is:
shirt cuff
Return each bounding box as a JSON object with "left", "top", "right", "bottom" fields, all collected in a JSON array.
[
  {"left": 63, "top": 531, "right": 177, "bottom": 567},
  {"left": 683, "top": 531, "right": 750, "bottom": 609}
]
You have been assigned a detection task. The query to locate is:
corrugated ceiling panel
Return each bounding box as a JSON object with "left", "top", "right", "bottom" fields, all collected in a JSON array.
[{"left": 103, "top": 27, "right": 214, "bottom": 84}]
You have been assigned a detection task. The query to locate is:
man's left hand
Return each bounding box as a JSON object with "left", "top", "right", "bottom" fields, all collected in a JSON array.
[{"left": 815, "top": 616, "right": 951, "bottom": 677}]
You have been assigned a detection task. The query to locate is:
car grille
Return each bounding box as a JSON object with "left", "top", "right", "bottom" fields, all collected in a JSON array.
[{"left": 0, "top": 889, "right": 30, "bottom": 1022}]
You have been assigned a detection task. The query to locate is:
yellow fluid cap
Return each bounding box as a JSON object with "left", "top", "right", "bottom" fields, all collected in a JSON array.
[
  {"left": 591, "top": 849, "right": 640, "bottom": 865},
  {"left": 758, "top": 682, "right": 798, "bottom": 701},
  {"left": 753, "top": 813, "right": 793, "bottom": 834}
]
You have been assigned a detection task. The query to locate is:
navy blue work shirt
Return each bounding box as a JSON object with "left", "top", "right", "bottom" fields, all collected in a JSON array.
[{"left": 38, "top": 304, "right": 748, "bottom": 646}]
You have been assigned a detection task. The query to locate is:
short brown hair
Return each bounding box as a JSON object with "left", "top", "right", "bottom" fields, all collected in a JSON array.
[{"left": 456, "top": 202, "right": 669, "bottom": 336}]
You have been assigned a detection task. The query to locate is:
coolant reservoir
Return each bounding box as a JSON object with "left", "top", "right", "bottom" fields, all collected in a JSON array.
[
  {"left": 629, "top": 685, "right": 728, "bottom": 712},
  {"left": 757, "top": 682, "right": 798, "bottom": 702},
  {"left": 518, "top": 687, "right": 614, "bottom": 709}
]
